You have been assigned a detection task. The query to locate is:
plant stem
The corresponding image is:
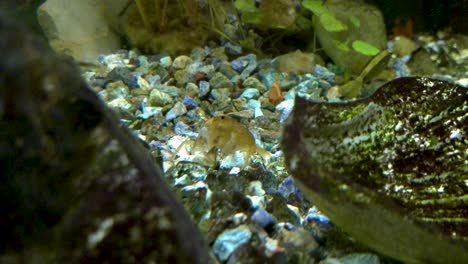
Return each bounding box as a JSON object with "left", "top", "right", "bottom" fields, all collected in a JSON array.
[{"left": 135, "top": 0, "right": 153, "bottom": 32}]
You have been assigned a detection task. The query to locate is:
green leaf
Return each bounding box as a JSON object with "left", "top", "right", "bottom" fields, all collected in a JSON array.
[
  {"left": 296, "top": 15, "right": 314, "bottom": 30},
  {"left": 333, "top": 40, "right": 350, "bottom": 52},
  {"left": 302, "top": 0, "right": 328, "bottom": 15},
  {"left": 241, "top": 12, "right": 262, "bottom": 24},
  {"left": 234, "top": 0, "right": 256, "bottom": 12},
  {"left": 320, "top": 13, "right": 348, "bottom": 32},
  {"left": 352, "top": 40, "right": 380, "bottom": 56},
  {"left": 350, "top": 16, "right": 360, "bottom": 28}
]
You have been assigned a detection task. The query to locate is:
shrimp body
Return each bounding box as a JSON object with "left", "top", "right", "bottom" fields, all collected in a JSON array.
[{"left": 193, "top": 115, "right": 270, "bottom": 166}]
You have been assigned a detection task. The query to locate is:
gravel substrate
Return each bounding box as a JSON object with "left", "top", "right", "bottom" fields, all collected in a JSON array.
[{"left": 81, "top": 33, "right": 466, "bottom": 263}]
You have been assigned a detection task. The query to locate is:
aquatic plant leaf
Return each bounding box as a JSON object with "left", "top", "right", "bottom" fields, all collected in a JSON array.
[
  {"left": 352, "top": 40, "right": 380, "bottom": 56},
  {"left": 332, "top": 39, "right": 350, "bottom": 52},
  {"left": 320, "top": 13, "right": 348, "bottom": 32},
  {"left": 282, "top": 77, "right": 468, "bottom": 264},
  {"left": 350, "top": 15, "right": 360, "bottom": 28},
  {"left": 240, "top": 12, "right": 262, "bottom": 24},
  {"left": 234, "top": 0, "right": 256, "bottom": 12},
  {"left": 302, "top": 0, "right": 328, "bottom": 15}
]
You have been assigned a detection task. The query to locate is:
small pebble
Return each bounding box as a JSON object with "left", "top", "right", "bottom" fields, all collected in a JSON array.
[
  {"left": 159, "top": 56, "right": 172, "bottom": 68},
  {"left": 240, "top": 88, "right": 260, "bottom": 99},
  {"left": 172, "top": 55, "right": 192, "bottom": 69},
  {"left": 165, "top": 102, "right": 187, "bottom": 121},
  {"left": 181, "top": 95, "right": 198, "bottom": 110},
  {"left": 212, "top": 225, "right": 252, "bottom": 262},
  {"left": 107, "top": 67, "right": 138, "bottom": 88},
  {"left": 251, "top": 208, "right": 276, "bottom": 230},
  {"left": 313, "top": 65, "right": 335, "bottom": 83}
]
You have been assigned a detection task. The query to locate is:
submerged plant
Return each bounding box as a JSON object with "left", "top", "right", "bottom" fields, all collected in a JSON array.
[{"left": 301, "top": 0, "right": 380, "bottom": 56}]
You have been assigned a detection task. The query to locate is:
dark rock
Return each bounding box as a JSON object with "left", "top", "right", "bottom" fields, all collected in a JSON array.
[
  {"left": 0, "top": 13, "right": 212, "bottom": 263},
  {"left": 282, "top": 77, "right": 468, "bottom": 264},
  {"left": 106, "top": 66, "right": 139, "bottom": 88},
  {"left": 251, "top": 208, "right": 276, "bottom": 232},
  {"left": 181, "top": 95, "right": 198, "bottom": 110}
]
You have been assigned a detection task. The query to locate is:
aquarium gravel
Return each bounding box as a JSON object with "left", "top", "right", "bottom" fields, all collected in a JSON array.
[{"left": 81, "top": 34, "right": 466, "bottom": 262}]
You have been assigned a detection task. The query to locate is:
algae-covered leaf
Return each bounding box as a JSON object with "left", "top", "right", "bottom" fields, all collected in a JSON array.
[
  {"left": 350, "top": 16, "right": 360, "bottom": 28},
  {"left": 320, "top": 13, "right": 348, "bottom": 32},
  {"left": 234, "top": 0, "right": 256, "bottom": 12},
  {"left": 352, "top": 40, "right": 380, "bottom": 56},
  {"left": 302, "top": 0, "right": 328, "bottom": 15},
  {"left": 241, "top": 12, "right": 262, "bottom": 24}
]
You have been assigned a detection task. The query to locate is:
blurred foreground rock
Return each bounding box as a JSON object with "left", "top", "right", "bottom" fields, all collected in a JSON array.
[{"left": 0, "top": 12, "right": 212, "bottom": 263}]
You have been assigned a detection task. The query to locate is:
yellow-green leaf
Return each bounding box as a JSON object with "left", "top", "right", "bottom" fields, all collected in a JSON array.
[
  {"left": 320, "top": 13, "right": 348, "bottom": 32},
  {"left": 241, "top": 12, "right": 262, "bottom": 24},
  {"left": 302, "top": 0, "right": 328, "bottom": 15},
  {"left": 350, "top": 16, "right": 360, "bottom": 28},
  {"left": 352, "top": 40, "right": 380, "bottom": 56},
  {"left": 333, "top": 40, "right": 350, "bottom": 52},
  {"left": 234, "top": 0, "right": 256, "bottom": 12}
]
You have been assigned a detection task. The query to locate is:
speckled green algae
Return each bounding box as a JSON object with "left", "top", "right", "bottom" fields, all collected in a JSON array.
[{"left": 282, "top": 77, "right": 468, "bottom": 263}]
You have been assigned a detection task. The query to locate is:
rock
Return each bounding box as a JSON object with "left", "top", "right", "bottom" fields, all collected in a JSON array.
[
  {"left": 174, "top": 121, "right": 197, "bottom": 137},
  {"left": 199, "top": 81, "right": 211, "bottom": 97},
  {"left": 106, "top": 66, "right": 139, "bottom": 88},
  {"left": 283, "top": 77, "right": 468, "bottom": 263},
  {"left": 295, "top": 79, "right": 322, "bottom": 100},
  {"left": 159, "top": 56, "right": 173, "bottom": 68},
  {"left": 273, "top": 50, "right": 324, "bottom": 74},
  {"left": 181, "top": 95, "right": 198, "bottom": 110},
  {"left": 165, "top": 102, "right": 187, "bottom": 121},
  {"left": 173, "top": 55, "right": 192, "bottom": 69},
  {"left": 240, "top": 88, "right": 260, "bottom": 99},
  {"left": 278, "top": 176, "right": 303, "bottom": 200},
  {"left": 251, "top": 208, "right": 276, "bottom": 230},
  {"left": 209, "top": 72, "right": 233, "bottom": 89},
  {"left": 37, "top": 0, "right": 122, "bottom": 63},
  {"left": 243, "top": 77, "right": 267, "bottom": 94},
  {"left": 314, "top": 0, "right": 387, "bottom": 74},
  {"left": 313, "top": 65, "right": 335, "bottom": 83},
  {"left": 392, "top": 36, "right": 418, "bottom": 57},
  {"left": 230, "top": 54, "right": 257, "bottom": 78},
  {"left": 212, "top": 225, "right": 252, "bottom": 262},
  {"left": 338, "top": 253, "right": 380, "bottom": 264},
  {"left": 0, "top": 13, "right": 212, "bottom": 262},
  {"left": 148, "top": 89, "right": 173, "bottom": 107},
  {"left": 107, "top": 97, "right": 132, "bottom": 111},
  {"left": 105, "top": 80, "right": 130, "bottom": 100}
]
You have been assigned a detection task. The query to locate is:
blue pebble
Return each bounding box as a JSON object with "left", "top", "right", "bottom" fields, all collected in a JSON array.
[
  {"left": 240, "top": 54, "right": 257, "bottom": 79},
  {"left": 313, "top": 65, "right": 336, "bottom": 83},
  {"left": 181, "top": 95, "right": 198, "bottom": 110},
  {"left": 251, "top": 208, "right": 276, "bottom": 229},
  {"left": 304, "top": 208, "right": 332, "bottom": 227},
  {"left": 165, "top": 102, "right": 187, "bottom": 121},
  {"left": 212, "top": 226, "right": 252, "bottom": 261},
  {"left": 392, "top": 58, "right": 410, "bottom": 78},
  {"left": 231, "top": 56, "right": 249, "bottom": 72},
  {"left": 275, "top": 99, "right": 294, "bottom": 123},
  {"left": 147, "top": 75, "right": 160, "bottom": 85},
  {"left": 278, "top": 176, "right": 304, "bottom": 200},
  {"left": 240, "top": 88, "right": 260, "bottom": 99},
  {"left": 174, "top": 121, "right": 197, "bottom": 137}
]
